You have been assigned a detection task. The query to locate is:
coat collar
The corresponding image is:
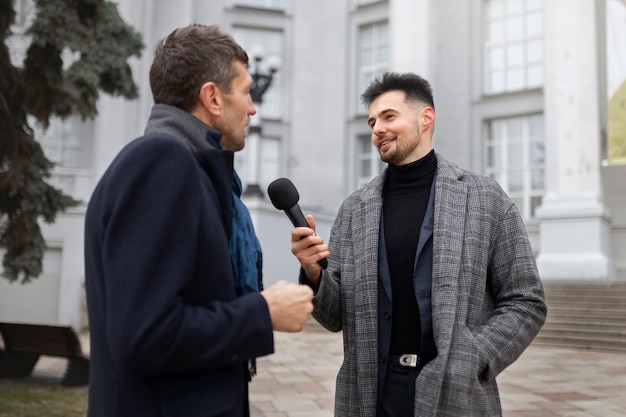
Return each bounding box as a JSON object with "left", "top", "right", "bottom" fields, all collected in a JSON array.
[{"left": 144, "top": 103, "right": 222, "bottom": 152}]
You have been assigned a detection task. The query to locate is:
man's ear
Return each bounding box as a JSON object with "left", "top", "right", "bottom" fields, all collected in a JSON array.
[
  {"left": 198, "top": 82, "right": 223, "bottom": 116},
  {"left": 422, "top": 107, "right": 435, "bottom": 130}
]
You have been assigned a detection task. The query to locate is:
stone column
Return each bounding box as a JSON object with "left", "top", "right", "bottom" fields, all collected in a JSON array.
[{"left": 536, "top": 0, "right": 615, "bottom": 280}]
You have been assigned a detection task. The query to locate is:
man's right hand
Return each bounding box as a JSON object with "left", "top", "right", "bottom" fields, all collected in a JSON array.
[
  {"left": 261, "top": 280, "right": 314, "bottom": 332},
  {"left": 291, "top": 214, "right": 329, "bottom": 287}
]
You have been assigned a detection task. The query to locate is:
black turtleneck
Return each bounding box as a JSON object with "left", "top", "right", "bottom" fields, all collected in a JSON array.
[{"left": 383, "top": 149, "right": 436, "bottom": 355}]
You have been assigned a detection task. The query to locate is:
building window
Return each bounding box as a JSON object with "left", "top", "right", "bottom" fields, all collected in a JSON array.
[
  {"left": 35, "top": 116, "right": 88, "bottom": 169},
  {"left": 235, "top": 136, "right": 281, "bottom": 189},
  {"left": 483, "top": 0, "right": 543, "bottom": 94},
  {"left": 233, "top": 0, "right": 285, "bottom": 9},
  {"left": 358, "top": 20, "right": 389, "bottom": 112},
  {"left": 232, "top": 27, "right": 283, "bottom": 119},
  {"left": 485, "top": 114, "right": 545, "bottom": 219},
  {"left": 356, "top": 134, "right": 384, "bottom": 188}
]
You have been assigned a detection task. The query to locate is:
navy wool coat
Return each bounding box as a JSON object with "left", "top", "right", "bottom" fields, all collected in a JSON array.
[{"left": 84, "top": 132, "right": 274, "bottom": 417}]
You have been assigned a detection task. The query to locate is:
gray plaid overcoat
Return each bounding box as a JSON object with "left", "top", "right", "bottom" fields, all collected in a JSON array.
[{"left": 310, "top": 154, "right": 547, "bottom": 417}]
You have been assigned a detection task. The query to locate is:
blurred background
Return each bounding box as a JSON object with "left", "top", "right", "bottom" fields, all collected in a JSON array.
[{"left": 1, "top": 1, "right": 625, "bottom": 354}]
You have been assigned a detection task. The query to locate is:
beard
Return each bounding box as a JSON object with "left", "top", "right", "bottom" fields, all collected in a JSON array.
[{"left": 379, "top": 139, "right": 416, "bottom": 166}]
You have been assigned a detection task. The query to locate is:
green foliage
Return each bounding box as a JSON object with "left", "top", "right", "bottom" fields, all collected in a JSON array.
[{"left": 0, "top": 0, "right": 144, "bottom": 283}]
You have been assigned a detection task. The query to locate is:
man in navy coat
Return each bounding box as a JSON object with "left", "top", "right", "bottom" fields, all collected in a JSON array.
[{"left": 84, "top": 24, "right": 313, "bottom": 417}]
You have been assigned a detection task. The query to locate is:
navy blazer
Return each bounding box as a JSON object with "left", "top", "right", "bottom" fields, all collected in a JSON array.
[
  {"left": 376, "top": 176, "right": 437, "bottom": 408},
  {"left": 84, "top": 133, "right": 274, "bottom": 416}
]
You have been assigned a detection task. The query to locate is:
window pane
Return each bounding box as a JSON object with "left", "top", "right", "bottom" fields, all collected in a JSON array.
[
  {"left": 232, "top": 27, "right": 283, "bottom": 118},
  {"left": 379, "top": 45, "right": 389, "bottom": 63},
  {"left": 489, "top": 47, "right": 504, "bottom": 68},
  {"left": 506, "top": 67, "right": 524, "bottom": 90},
  {"left": 488, "top": 145, "right": 502, "bottom": 167},
  {"left": 378, "top": 21, "right": 389, "bottom": 39},
  {"left": 506, "top": 16, "right": 523, "bottom": 40},
  {"left": 43, "top": 146, "right": 60, "bottom": 162},
  {"left": 529, "top": 142, "right": 545, "bottom": 163},
  {"left": 489, "top": 119, "right": 505, "bottom": 141},
  {"left": 531, "top": 168, "right": 544, "bottom": 190},
  {"left": 506, "top": 43, "right": 523, "bottom": 66},
  {"left": 527, "top": 0, "right": 542, "bottom": 11},
  {"left": 61, "top": 148, "right": 81, "bottom": 168},
  {"left": 530, "top": 196, "right": 542, "bottom": 217},
  {"left": 260, "top": 138, "right": 280, "bottom": 184},
  {"left": 360, "top": 159, "right": 372, "bottom": 177},
  {"left": 527, "top": 64, "right": 543, "bottom": 88},
  {"left": 526, "top": 12, "right": 543, "bottom": 36},
  {"left": 508, "top": 170, "right": 523, "bottom": 192},
  {"left": 527, "top": 40, "right": 542, "bottom": 62},
  {"left": 528, "top": 114, "right": 544, "bottom": 137},
  {"left": 507, "top": 118, "right": 523, "bottom": 138},
  {"left": 508, "top": 143, "right": 523, "bottom": 166},
  {"left": 489, "top": 70, "right": 505, "bottom": 92},
  {"left": 234, "top": 147, "right": 248, "bottom": 182},
  {"left": 486, "top": 0, "right": 503, "bottom": 18},
  {"left": 487, "top": 21, "right": 503, "bottom": 41},
  {"left": 484, "top": 114, "right": 545, "bottom": 219},
  {"left": 358, "top": 21, "right": 389, "bottom": 112},
  {"left": 506, "top": 0, "right": 523, "bottom": 15},
  {"left": 483, "top": 0, "right": 543, "bottom": 94},
  {"left": 360, "top": 136, "right": 371, "bottom": 152}
]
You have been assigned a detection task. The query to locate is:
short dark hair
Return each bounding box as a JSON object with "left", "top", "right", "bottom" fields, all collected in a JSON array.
[
  {"left": 361, "top": 72, "right": 435, "bottom": 110},
  {"left": 149, "top": 24, "right": 249, "bottom": 111}
]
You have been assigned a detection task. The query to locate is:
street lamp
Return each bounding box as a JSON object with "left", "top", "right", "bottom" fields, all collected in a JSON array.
[{"left": 243, "top": 45, "right": 281, "bottom": 198}]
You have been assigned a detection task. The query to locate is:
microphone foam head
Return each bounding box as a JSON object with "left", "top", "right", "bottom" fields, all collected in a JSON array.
[{"left": 267, "top": 178, "right": 300, "bottom": 210}]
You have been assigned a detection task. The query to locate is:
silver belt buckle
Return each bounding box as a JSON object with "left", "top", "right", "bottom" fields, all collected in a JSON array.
[{"left": 399, "top": 354, "right": 418, "bottom": 367}]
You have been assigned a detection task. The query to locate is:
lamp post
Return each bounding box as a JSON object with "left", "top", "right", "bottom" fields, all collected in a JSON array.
[{"left": 243, "top": 46, "right": 280, "bottom": 198}]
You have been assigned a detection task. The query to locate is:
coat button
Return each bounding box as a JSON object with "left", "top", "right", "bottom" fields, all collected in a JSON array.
[{"left": 384, "top": 312, "right": 391, "bottom": 320}]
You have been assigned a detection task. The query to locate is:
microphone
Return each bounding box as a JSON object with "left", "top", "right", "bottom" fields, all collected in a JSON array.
[{"left": 267, "top": 178, "right": 328, "bottom": 269}]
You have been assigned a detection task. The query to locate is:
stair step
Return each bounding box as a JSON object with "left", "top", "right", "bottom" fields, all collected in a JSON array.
[
  {"left": 545, "top": 311, "right": 626, "bottom": 323},
  {"left": 540, "top": 325, "right": 626, "bottom": 337},
  {"left": 532, "top": 338, "right": 626, "bottom": 353},
  {"left": 536, "top": 281, "right": 626, "bottom": 352}
]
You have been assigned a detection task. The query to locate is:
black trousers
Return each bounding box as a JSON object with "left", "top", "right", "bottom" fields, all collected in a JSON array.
[{"left": 378, "top": 364, "right": 420, "bottom": 417}]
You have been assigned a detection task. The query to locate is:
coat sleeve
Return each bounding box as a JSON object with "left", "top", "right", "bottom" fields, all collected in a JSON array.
[
  {"left": 474, "top": 202, "right": 547, "bottom": 380},
  {"left": 306, "top": 196, "right": 355, "bottom": 333},
  {"left": 91, "top": 137, "right": 274, "bottom": 375}
]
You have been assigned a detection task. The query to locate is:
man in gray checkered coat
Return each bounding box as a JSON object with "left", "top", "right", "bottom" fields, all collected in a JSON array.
[{"left": 291, "top": 72, "right": 547, "bottom": 417}]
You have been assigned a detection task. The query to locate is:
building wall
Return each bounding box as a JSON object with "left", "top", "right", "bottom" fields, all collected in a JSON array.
[{"left": 2, "top": 0, "right": 625, "bottom": 329}]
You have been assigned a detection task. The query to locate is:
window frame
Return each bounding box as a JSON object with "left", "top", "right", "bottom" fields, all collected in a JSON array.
[
  {"left": 483, "top": 0, "right": 544, "bottom": 95},
  {"left": 357, "top": 20, "right": 389, "bottom": 115},
  {"left": 484, "top": 113, "right": 545, "bottom": 219}
]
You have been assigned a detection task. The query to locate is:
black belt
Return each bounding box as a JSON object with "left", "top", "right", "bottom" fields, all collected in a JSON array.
[{"left": 389, "top": 354, "right": 419, "bottom": 368}]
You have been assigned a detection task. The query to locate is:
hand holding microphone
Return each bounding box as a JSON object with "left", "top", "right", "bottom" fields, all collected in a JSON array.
[{"left": 267, "top": 178, "right": 328, "bottom": 270}]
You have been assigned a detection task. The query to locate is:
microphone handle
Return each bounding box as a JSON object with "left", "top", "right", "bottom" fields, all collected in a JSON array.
[{"left": 285, "top": 205, "right": 328, "bottom": 269}]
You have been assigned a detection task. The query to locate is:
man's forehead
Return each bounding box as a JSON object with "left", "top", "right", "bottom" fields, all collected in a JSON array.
[{"left": 369, "top": 92, "right": 407, "bottom": 114}]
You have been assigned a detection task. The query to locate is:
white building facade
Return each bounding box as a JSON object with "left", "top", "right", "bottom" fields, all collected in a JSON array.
[{"left": 2, "top": 0, "right": 625, "bottom": 330}]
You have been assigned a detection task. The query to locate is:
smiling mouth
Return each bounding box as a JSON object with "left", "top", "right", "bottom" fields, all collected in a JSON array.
[{"left": 379, "top": 138, "right": 394, "bottom": 149}]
